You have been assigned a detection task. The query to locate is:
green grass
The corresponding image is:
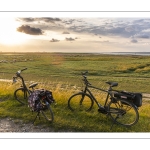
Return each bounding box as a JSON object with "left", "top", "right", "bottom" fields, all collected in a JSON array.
[
  {"left": 0, "top": 52, "right": 150, "bottom": 132},
  {"left": 1, "top": 52, "right": 150, "bottom": 93},
  {"left": 0, "top": 81, "right": 150, "bottom": 132}
]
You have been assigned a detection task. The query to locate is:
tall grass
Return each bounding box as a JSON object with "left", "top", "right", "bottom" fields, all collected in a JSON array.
[{"left": 0, "top": 80, "right": 150, "bottom": 132}]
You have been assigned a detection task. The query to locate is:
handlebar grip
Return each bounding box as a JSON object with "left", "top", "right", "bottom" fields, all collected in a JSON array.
[
  {"left": 21, "top": 68, "right": 27, "bottom": 72},
  {"left": 16, "top": 68, "right": 27, "bottom": 75}
]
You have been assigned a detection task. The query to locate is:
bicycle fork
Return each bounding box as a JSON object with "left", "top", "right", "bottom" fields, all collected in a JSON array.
[{"left": 79, "top": 94, "right": 85, "bottom": 105}]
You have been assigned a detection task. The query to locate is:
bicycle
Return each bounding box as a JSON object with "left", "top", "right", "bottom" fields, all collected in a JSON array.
[
  {"left": 12, "top": 68, "right": 38, "bottom": 105},
  {"left": 13, "top": 68, "right": 54, "bottom": 123},
  {"left": 68, "top": 71, "right": 140, "bottom": 128}
]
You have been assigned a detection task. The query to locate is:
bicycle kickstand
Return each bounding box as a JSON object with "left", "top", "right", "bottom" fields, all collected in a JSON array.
[{"left": 33, "top": 111, "right": 40, "bottom": 125}]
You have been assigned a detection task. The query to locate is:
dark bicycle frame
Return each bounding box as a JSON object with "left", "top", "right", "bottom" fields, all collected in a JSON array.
[
  {"left": 80, "top": 72, "right": 120, "bottom": 110},
  {"left": 83, "top": 84, "right": 114, "bottom": 108},
  {"left": 13, "top": 68, "right": 37, "bottom": 102}
]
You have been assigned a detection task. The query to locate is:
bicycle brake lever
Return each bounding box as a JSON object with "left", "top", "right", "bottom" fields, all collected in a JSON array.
[
  {"left": 12, "top": 77, "right": 17, "bottom": 84},
  {"left": 21, "top": 68, "right": 27, "bottom": 72}
]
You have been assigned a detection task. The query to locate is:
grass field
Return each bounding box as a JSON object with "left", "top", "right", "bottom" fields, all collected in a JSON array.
[
  {"left": 0, "top": 52, "right": 150, "bottom": 132},
  {"left": 1, "top": 52, "right": 150, "bottom": 92}
]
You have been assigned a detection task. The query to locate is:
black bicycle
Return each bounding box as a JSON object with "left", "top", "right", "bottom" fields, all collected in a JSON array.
[
  {"left": 68, "top": 71, "right": 140, "bottom": 127},
  {"left": 12, "top": 68, "right": 38, "bottom": 105}
]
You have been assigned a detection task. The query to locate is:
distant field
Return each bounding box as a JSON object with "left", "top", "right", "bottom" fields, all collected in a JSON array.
[{"left": 0, "top": 52, "right": 150, "bottom": 93}]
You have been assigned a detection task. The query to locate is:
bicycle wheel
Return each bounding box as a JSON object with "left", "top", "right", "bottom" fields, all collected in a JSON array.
[
  {"left": 68, "top": 92, "right": 94, "bottom": 111},
  {"left": 108, "top": 98, "right": 139, "bottom": 127},
  {"left": 40, "top": 101, "right": 54, "bottom": 122},
  {"left": 14, "top": 87, "right": 30, "bottom": 105}
]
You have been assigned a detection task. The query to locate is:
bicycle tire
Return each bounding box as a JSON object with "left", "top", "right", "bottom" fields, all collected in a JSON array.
[
  {"left": 14, "top": 87, "right": 30, "bottom": 105},
  {"left": 40, "top": 102, "right": 54, "bottom": 122},
  {"left": 68, "top": 92, "right": 94, "bottom": 111},
  {"left": 108, "top": 98, "right": 139, "bottom": 127}
]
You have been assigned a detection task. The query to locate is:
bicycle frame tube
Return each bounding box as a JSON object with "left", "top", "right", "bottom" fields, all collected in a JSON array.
[
  {"left": 18, "top": 75, "right": 30, "bottom": 94},
  {"left": 83, "top": 84, "right": 113, "bottom": 107}
]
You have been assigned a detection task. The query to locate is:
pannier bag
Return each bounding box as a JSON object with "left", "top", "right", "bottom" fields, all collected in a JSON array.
[
  {"left": 114, "top": 91, "right": 142, "bottom": 107},
  {"left": 28, "top": 89, "right": 55, "bottom": 111}
]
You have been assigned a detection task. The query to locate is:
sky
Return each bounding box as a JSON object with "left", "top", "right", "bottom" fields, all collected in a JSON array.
[{"left": 1, "top": 16, "right": 150, "bottom": 53}]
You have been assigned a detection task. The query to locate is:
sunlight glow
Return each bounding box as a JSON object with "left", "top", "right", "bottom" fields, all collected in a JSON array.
[{"left": 0, "top": 17, "right": 28, "bottom": 45}]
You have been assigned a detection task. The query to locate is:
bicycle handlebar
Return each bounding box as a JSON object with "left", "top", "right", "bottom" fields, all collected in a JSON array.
[
  {"left": 16, "top": 68, "right": 27, "bottom": 76},
  {"left": 81, "top": 71, "right": 88, "bottom": 76},
  {"left": 21, "top": 68, "right": 27, "bottom": 72},
  {"left": 81, "top": 71, "right": 91, "bottom": 85},
  {"left": 12, "top": 68, "right": 27, "bottom": 85}
]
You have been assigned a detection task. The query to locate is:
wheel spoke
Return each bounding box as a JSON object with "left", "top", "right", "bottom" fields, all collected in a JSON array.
[
  {"left": 108, "top": 99, "right": 139, "bottom": 126},
  {"left": 14, "top": 88, "right": 29, "bottom": 105},
  {"left": 68, "top": 92, "right": 94, "bottom": 111}
]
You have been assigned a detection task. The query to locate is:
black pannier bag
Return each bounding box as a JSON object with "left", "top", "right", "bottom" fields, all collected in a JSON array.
[{"left": 114, "top": 91, "right": 142, "bottom": 107}]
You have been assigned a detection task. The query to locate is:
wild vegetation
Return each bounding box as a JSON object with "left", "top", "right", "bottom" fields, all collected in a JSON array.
[{"left": 0, "top": 52, "right": 150, "bottom": 132}]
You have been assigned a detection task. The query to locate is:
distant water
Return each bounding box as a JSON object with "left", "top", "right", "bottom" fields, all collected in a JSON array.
[{"left": 101, "top": 52, "right": 150, "bottom": 56}]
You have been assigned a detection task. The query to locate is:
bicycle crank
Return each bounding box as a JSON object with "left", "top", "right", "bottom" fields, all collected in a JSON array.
[{"left": 98, "top": 107, "right": 107, "bottom": 114}]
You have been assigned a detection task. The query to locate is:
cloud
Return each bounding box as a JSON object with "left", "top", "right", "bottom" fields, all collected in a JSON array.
[
  {"left": 16, "top": 17, "right": 64, "bottom": 34},
  {"left": 142, "top": 28, "right": 150, "bottom": 33},
  {"left": 125, "top": 26, "right": 134, "bottom": 32},
  {"left": 69, "top": 23, "right": 134, "bottom": 37},
  {"left": 62, "top": 31, "right": 70, "bottom": 34},
  {"left": 50, "top": 38, "right": 60, "bottom": 42},
  {"left": 134, "top": 34, "right": 149, "bottom": 39},
  {"left": 66, "top": 18, "right": 150, "bottom": 39},
  {"left": 17, "top": 25, "right": 43, "bottom": 35},
  {"left": 17, "top": 17, "right": 61, "bottom": 23},
  {"left": 133, "top": 19, "right": 145, "bottom": 23},
  {"left": 131, "top": 39, "right": 138, "bottom": 43},
  {"left": 65, "top": 37, "right": 75, "bottom": 41},
  {"left": 62, "top": 19, "right": 75, "bottom": 25},
  {"left": 16, "top": 18, "right": 34, "bottom": 22},
  {"left": 16, "top": 18, "right": 150, "bottom": 43},
  {"left": 38, "top": 17, "right": 61, "bottom": 23}
]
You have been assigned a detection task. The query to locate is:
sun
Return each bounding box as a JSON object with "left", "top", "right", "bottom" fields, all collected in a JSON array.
[{"left": 0, "top": 17, "right": 28, "bottom": 45}]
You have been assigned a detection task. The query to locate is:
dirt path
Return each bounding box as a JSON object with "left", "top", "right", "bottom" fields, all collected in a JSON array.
[
  {"left": 143, "top": 93, "right": 150, "bottom": 100},
  {"left": 0, "top": 117, "right": 55, "bottom": 132}
]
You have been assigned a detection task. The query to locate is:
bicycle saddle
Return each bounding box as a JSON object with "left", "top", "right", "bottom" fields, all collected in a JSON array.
[
  {"left": 29, "top": 83, "right": 38, "bottom": 88},
  {"left": 106, "top": 81, "right": 118, "bottom": 87}
]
